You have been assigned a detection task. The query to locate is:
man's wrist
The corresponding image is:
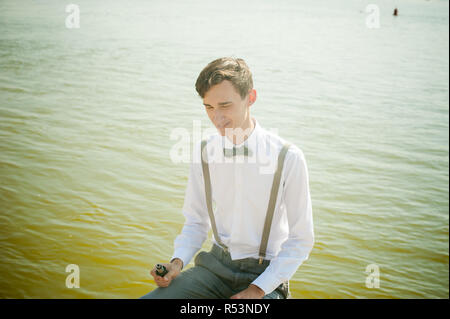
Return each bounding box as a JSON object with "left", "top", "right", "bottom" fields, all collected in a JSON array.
[
  {"left": 249, "top": 284, "right": 265, "bottom": 298},
  {"left": 170, "top": 258, "right": 184, "bottom": 270}
]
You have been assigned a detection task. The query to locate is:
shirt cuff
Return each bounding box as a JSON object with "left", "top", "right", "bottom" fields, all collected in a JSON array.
[
  {"left": 251, "top": 272, "right": 283, "bottom": 296},
  {"left": 171, "top": 247, "right": 198, "bottom": 269}
]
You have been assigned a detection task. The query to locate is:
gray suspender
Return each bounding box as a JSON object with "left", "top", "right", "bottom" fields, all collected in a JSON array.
[
  {"left": 201, "top": 139, "right": 229, "bottom": 252},
  {"left": 258, "top": 142, "right": 291, "bottom": 263},
  {"left": 200, "top": 139, "right": 291, "bottom": 264}
]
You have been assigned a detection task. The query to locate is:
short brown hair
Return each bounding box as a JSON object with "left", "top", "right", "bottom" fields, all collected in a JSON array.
[{"left": 195, "top": 57, "right": 253, "bottom": 100}]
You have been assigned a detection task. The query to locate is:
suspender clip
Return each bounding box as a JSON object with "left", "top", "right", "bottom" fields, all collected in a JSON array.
[{"left": 259, "top": 257, "right": 263, "bottom": 264}]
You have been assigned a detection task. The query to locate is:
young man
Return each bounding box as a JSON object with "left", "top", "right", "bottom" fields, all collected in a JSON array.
[{"left": 140, "top": 57, "right": 314, "bottom": 299}]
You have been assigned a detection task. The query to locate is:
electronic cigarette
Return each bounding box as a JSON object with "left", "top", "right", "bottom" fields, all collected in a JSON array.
[{"left": 155, "top": 264, "right": 168, "bottom": 277}]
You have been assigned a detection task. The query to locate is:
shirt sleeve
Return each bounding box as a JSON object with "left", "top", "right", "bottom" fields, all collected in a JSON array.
[
  {"left": 171, "top": 140, "right": 211, "bottom": 267},
  {"left": 251, "top": 146, "right": 315, "bottom": 295}
]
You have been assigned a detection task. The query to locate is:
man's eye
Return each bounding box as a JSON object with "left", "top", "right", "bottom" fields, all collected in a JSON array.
[{"left": 205, "top": 104, "right": 230, "bottom": 110}]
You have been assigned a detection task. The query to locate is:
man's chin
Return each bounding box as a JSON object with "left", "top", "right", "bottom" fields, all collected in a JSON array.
[{"left": 217, "top": 125, "right": 231, "bottom": 136}]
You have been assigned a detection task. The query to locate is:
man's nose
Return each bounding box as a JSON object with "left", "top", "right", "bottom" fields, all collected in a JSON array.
[{"left": 213, "top": 112, "right": 226, "bottom": 124}]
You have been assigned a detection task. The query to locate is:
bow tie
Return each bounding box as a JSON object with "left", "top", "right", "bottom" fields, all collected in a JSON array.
[{"left": 223, "top": 145, "right": 253, "bottom": 157}]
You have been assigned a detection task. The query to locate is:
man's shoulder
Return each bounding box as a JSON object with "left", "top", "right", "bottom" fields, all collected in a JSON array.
[{"left": 261, "top": 128, "right": 305, "bottom": 161}]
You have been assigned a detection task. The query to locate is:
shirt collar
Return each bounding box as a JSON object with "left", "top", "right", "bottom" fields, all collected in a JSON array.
[{"left": 222, "top": 117, "right": 261, "bottom": 153}]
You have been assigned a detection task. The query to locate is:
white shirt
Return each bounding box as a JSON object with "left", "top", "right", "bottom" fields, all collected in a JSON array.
[{"left": 171, "top": 117, "right": 315, "bottom": 295}]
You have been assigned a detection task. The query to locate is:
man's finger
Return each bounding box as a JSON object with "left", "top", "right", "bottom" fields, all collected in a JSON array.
[
  {"left": 157, "top": 276, "right": 169, "bottom": 286},
  {"left": 156, "top": 275, "right": 166, "bottom": 281},
  {"left": 155, "top": 279, "right": 168, "bottom": 287},
  {"left": 164, "top": 270, "right": 176, "bottom": 282},
  {"left": 154, "top": 272, "right": 171, "bottom": 286}
]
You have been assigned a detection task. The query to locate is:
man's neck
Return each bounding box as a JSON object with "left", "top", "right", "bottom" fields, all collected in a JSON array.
[{"left": 229, "top": 117, "right": 255, "bottom": 145}]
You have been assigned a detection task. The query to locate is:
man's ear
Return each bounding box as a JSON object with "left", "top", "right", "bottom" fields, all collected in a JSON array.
[{"left": 248, "top": 89, "right": 257, "bottom": 106}]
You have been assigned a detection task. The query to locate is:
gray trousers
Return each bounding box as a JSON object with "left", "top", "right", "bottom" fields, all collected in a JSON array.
[{"left": 140, "top": 244, "right": 290, "bottom": 299}]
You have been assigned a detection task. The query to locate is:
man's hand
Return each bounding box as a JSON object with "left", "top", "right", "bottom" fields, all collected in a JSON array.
[
  {"left": 150, "top": 258, "right": 183, "bottom": 288},
  {"left": 230, "top": 284, "right": 265, "bottom": 299}
]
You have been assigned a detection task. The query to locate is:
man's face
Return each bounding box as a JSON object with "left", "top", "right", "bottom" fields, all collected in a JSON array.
[{"left": 202, "top": 80, "right": 256, "bottom": 137}]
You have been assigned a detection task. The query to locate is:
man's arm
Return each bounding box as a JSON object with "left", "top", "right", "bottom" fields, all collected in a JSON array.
[
  {"left": 251, "top": 146, "right": 315, "bottom": 296},
  {"left": 170, "top": 140, "right": 211, "bottom": 267}
]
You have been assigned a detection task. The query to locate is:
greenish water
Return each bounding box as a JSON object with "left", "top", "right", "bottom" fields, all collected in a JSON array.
[{"left": 0, "top": 0, "right": 448, "bottom": 298}]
